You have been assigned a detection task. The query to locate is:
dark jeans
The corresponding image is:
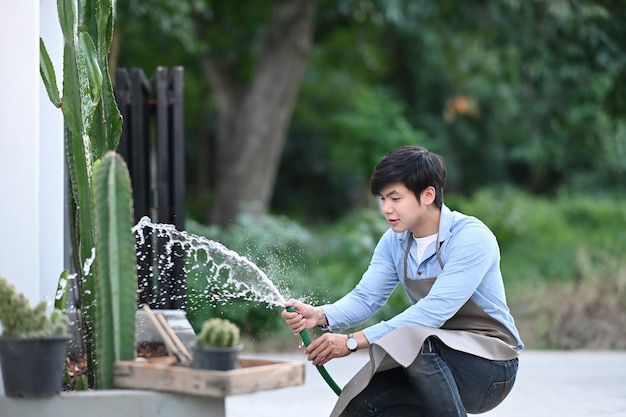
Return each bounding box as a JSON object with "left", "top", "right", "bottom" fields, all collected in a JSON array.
[{"left": 341, "top": 337, "right": 518, "bottom": 417}]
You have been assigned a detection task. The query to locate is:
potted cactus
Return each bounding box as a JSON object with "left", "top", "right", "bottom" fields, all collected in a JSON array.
[
  {"left": 0, "top": 275, "right": 69, "bottom": 397},
  {"left": 192, "top": 318, "right": 243, "bottom": 371}
]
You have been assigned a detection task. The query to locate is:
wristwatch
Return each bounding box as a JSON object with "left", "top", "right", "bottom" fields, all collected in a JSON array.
[{"left": 346, "top": 333, "right": 358, "bottom": 352}]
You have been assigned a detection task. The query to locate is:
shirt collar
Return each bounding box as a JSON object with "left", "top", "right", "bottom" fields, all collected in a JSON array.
[
  {"left": 438, "top": 204, "right": 453, "bottom": 243},
  {"left": 396, "top": 203, "right": 453, "bottom": 244}
]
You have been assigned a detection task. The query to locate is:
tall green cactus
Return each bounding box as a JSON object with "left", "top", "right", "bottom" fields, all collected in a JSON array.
[
  {"left": 92, "top": 152, "right": 137, "bottom": 388},
  {"left": 40, "top": 0, "right": 135, "bottom": 388}
]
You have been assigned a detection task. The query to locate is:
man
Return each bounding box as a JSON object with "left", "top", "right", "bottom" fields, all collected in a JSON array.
[{"left": 282, "top": 145, "right": 523, "bottom": 417}]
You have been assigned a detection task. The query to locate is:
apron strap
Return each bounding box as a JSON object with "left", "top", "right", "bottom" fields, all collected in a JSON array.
[{"left": 403, "top": 230, "right": 444, "bottom": 280}]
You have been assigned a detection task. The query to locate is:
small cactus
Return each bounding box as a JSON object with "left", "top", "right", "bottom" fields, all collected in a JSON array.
[
  {"left": 0, "top": 275, "right": 68, "bottom": 338},
  {"left": 196, "top": 318, "right": 240, "bottom": 348}
]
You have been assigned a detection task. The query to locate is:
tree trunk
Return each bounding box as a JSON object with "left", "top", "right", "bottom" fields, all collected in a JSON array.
[{"left": 203, "top": 0, "right": 317, "bottom": 227}]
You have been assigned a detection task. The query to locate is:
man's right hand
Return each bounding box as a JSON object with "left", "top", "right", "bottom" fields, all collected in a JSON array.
[{"left": 282, "top": 299, "right": 319, "bottom": 333}]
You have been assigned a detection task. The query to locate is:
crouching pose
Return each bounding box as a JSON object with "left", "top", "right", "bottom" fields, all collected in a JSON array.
[{"left": 282, "top": 145, "right": 523, "bottom": 417}]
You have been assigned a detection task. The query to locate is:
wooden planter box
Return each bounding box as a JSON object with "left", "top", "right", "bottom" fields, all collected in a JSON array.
[{"left": 114, "top": 356, "right": 305, "bottom": 397}]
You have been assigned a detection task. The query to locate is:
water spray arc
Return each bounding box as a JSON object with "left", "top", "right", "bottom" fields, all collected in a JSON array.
[
  {"left": 132, "top": 217, "right": 343, "bottom": 395},
  {"left": 286, "top": 307, "right": 342, "bottom": 396}
]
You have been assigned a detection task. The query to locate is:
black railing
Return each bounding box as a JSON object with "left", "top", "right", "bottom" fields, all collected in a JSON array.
[{"left": 114, "top": 67, "right": 186, "bottom": 309}]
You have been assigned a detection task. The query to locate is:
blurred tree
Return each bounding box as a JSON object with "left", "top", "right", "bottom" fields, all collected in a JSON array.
[
  {"left": 115, "top": 0, "right": 626, "bottom": 226},
  {"left": 273, "top": 3, "right": 433, "bottom": 220},
  {"left": 116, "top": 0, "right": 318, "bottom": 227},
  {"left": 276, "top": 0, "right": 626, "bottom": 222}
]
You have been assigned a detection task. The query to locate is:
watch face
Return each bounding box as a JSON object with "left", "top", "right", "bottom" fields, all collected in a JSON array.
[{"left": 347, "top": 337, "right": 358, "bottom": 350}]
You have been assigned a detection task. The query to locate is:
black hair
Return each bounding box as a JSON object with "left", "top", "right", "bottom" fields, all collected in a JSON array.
[{"left": 370, "top": 146, "right": 447, "bottom": 208}]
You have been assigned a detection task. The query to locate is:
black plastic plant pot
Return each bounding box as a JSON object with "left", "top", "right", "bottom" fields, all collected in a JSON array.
[
  {"left": 192, "top": 344, "right": 243, "bottom": 371},
  {"left": 0, "top": 335, "right": 70, "bottom": 398}
]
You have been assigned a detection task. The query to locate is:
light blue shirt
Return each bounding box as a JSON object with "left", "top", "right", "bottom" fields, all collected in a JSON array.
[{"left": 322, "top": 204, "right": 524, "bottom": 350}]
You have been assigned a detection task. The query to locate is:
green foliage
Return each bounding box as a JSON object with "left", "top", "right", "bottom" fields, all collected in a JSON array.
[
  {"left": 275, "top": 12, "right": 435, "bottom": 220},
  {"left": 446, "top": 188, "right": 626, "bottom": 292},
  {"left": 281, "top": 0, "right": 626, "bottom": 221},
  {"left": 63, "top": 366, "right": 89, "bottom": 391},
  {"left": 187, "top": 188, "right": 625, "bottom": 349},
  {"left": 0, "top": 276, "right": 68, "bottom": 338},
  {"left": 118, "top": 0, "right": 272, "bottom": 82},
  {"left": 116, "top": 0, "right": 626, "bottom": 226},
  {"left": 185, "top": 214, "right": 313, "bottom": 337},
  {"left": 185, "top": 207, "right": 392, "bottom": 335},
  {"left": 446, "top": 187, "right": 572, "bottom": 250},
  {"left": 301, "top": 19, "right": 434, "bottom": 178},
  {"left": 74, "top": 375, "right": 90, "bottom": 390},
  {"left": 196, "top": 318, "right": 241, "bottom": 348},
  {"left": 380, "top": 0, "right": 626, "bottom": 195},
  {"left": 114, "top": 0, "right": 626, "bottom": 349},
  {"left": 92, "top": 152, "right": 138, "bottom": 388}
]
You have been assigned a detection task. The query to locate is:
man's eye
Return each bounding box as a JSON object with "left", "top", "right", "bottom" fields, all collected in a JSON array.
[{"left": 392, "top": 197, "right": 401, "bottom": 202}]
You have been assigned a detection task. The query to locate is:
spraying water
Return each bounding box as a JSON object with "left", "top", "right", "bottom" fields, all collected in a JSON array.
[
  {"left": 133, "top": 217, "right": 342, "bottom": 395},
  {"left": 132, "top": 216, "right": 287, "bottom": 311}
]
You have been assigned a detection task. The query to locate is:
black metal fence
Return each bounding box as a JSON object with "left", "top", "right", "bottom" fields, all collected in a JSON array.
[{"left": 114, "top": 66, "right": 186, "bottom": 309}]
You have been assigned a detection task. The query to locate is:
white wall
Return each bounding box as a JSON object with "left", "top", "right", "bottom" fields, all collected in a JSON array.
[
  {"left": 0, "top": 0, "right": 64, "bottom": 396},
  {"left": 38, "top": 0, "right": 65, "bottom": 302},
  {"left": 0, "top": 1, "right": 64, "bottom": 304}
]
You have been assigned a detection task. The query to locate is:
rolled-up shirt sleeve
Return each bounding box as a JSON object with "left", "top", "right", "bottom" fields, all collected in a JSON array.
[{"left": 322, "top": 232, "right": 400, "bottom": 333}]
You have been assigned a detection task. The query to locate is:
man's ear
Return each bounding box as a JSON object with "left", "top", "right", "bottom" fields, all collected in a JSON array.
[{"left": 421, "top": 186, "right": 436, "bottom": 205}]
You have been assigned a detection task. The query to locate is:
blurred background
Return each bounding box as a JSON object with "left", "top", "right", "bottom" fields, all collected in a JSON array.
[{"left": 112, "top": 0, "right": 626, "bottom": 350}]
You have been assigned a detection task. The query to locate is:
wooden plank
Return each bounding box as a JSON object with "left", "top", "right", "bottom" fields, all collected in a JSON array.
[{"left": 114, "top": 357, "right": 305, "bottom": 398}]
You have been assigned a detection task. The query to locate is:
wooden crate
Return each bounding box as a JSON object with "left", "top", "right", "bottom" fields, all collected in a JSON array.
[{"left": 114, "top": 356, "right": 305, "bottom": 398}]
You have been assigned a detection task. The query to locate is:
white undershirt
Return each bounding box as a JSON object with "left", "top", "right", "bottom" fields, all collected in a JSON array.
[{"left": 413, "top": 232, "right": 438, "bottom": 264}]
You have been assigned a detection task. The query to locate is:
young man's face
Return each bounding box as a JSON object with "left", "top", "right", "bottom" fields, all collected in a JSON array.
[
  {"left": 377, "top": 182, "right": 426, "bottom": 235},
  {"left": 378, "top": 182, "right": 441, "bottom": 237}
]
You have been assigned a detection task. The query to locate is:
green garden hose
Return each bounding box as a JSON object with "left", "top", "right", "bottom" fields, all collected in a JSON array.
[{"left": 286, "top": 306, "right": 342, "bottom": 395}]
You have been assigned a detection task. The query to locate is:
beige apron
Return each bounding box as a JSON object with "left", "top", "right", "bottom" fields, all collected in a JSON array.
[{"left": 329, "top": 235, "right": 520, "bottom": 417}]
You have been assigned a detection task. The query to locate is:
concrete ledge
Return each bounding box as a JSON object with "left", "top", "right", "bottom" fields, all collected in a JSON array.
[{"left": 0, "top": 389, "right": 225, "bottom": 417}]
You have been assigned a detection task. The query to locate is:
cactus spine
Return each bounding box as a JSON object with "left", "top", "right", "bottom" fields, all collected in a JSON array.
[{"left": 197, "top": 318, "right": 241, "bottom": 348}]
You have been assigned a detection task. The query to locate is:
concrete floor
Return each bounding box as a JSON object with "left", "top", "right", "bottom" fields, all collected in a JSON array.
[{"left": 228, "top": 350, "right": 626, "bottom": 417}]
